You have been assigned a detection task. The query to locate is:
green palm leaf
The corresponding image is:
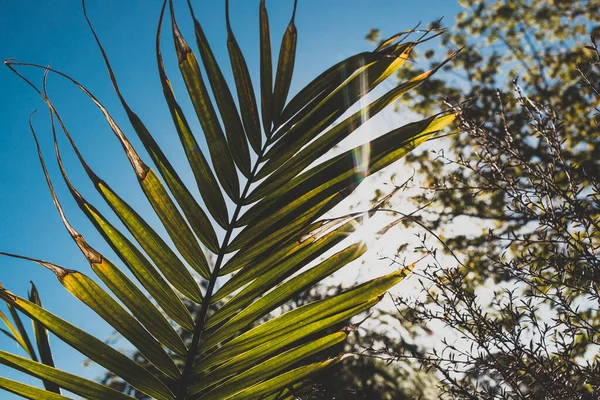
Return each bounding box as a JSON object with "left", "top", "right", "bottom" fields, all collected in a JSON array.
[
  {"left": 1, "top": 1, "right": 458, "bottom": 399},
  {"left": 0, "top": 376, "right": 68, "bottom": 400},
  {"left": 27, "top": 283, "right": 60, "bottom": 394},
  {"left": 271, "top": 0, "right": 298, "bottom": 128}
]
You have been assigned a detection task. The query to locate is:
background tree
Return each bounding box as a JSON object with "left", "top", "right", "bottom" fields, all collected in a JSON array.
[
  {"left": 366, "top": 0, "right": 599, "bottom": 272},
  {"left": 363, "top": 0, "right": 600, "bottom": 398}
]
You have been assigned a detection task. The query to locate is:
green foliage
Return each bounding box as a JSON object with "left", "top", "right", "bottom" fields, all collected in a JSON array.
[
  {"left": 367, "top": 0, "right": 600, "bottom": 398},
  {"left": 0, "top": 1, "right": 456, "bottom": 399}
]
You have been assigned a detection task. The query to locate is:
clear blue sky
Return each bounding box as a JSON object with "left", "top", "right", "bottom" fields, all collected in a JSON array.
[{"left": 0, "top": 0, "right": 461, "bottom": 395}]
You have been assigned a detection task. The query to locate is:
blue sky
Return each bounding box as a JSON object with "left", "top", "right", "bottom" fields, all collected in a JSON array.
[{"left": 0, "top": 0, "right": 461, "bottom": 395}]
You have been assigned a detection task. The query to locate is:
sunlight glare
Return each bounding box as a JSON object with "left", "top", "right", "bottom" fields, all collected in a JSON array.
[{"left": 351, "top": 57, "right": 372, "bottom": 184}]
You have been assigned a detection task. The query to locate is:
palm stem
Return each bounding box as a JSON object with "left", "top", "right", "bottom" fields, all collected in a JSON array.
[{"left": 176, "top": 137, "right": 272, "bottom": 399}]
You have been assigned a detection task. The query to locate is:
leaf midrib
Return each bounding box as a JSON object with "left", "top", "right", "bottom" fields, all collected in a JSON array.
[{"left": 176, "top": 136, "right": 274, "bottom": 399}]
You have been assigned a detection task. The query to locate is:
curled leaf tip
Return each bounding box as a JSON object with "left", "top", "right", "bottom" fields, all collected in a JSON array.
[
  {"left": 0, "top": 252, "right": 70, "bottom": 279},
  {"left": 29, "top": 106, "right": 103, "bottom": 266},
  {"left": 291, "top": 0, "right": 298, "bottom": 22},
  {"left": 225, "top": 0, "right": 231, "bottom": 31},
  {"left": 168, "top": 2, "right": 191, "bottom": 63}
]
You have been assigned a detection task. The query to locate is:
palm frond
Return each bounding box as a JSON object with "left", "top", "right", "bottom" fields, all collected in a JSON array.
[{"left": 1, "top": 1, "right": 458, "bottom": 399}]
